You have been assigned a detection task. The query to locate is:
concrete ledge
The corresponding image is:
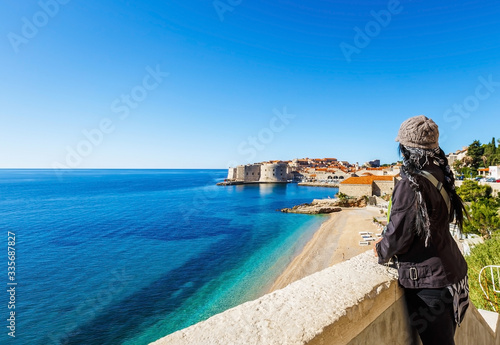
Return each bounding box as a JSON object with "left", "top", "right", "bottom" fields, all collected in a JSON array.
[
  {"left": 456, "top": 304, "right": 499, "bottom": 345},
  {"left": 150, "top": 250, "right": 500, "bottom": 345},
  {"left": 478, "top": 309, "right": 499, "bottom": 333},
  {"left": 151, "top": 251, "right": 401, "bottom": 345}
]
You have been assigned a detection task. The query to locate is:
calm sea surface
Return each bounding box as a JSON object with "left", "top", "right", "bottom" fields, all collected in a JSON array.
[{"left": 0, "top": 169, "right": 338, "bottom": 344}]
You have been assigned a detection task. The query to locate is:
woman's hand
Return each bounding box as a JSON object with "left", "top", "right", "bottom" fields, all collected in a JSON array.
[{"left": 373, "top": 237, "right": 382, "bottom": 257}]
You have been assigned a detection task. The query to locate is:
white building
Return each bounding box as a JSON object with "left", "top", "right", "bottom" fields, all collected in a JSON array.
[
  {"left": 489, "top": 166, "right": 500, "bottom": 179},
  {"left": 447, "top": 148, "right": 468, "bottom": 168}
]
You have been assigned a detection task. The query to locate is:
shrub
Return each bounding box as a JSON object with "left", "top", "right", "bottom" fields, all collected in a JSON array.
[
  {"left": 457, "top": 180, "right": 492, "bottom": 202},
  {"left": 337, "top": 192, "right": 348, "bottom": 201},
  {"left": 465, "top": 235, "right": 500, "bottom": 312},
  {"left": 463, "top": 199, "right": 500, "bottom": 237}
]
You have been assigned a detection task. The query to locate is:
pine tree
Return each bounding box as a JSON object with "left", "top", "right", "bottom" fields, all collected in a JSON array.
[{"left": 467, "top": 140, "right": 484, "bottom": 172}]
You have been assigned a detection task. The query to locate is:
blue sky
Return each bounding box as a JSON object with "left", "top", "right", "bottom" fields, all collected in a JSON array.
[{"left": 1, "top": 0, "right": 500, "bottom": 169}]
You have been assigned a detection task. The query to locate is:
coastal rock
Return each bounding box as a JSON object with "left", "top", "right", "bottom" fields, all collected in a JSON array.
[
  {"left": 281, "top": 206, "right": 342, "bottom": 214},
  {"left": 280, "top": 196, "right": 367, "bottom": 214}
]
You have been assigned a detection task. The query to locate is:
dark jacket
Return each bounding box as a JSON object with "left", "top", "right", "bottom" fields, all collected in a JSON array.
[{"left": 376, "top": 163, "right": 467, "bottom": 289}]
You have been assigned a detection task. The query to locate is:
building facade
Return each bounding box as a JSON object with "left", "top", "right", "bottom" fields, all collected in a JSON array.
[
  {"left": 339, "top": 175, "right": 397, "bottom": 197},
  {"left": 489, "top": 166, "right": 500, "bottom": 179}
]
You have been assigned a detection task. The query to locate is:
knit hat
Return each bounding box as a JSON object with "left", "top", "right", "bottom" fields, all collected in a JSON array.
[{"left": 395, "top": 115, "right": 439, "bottom": 149}]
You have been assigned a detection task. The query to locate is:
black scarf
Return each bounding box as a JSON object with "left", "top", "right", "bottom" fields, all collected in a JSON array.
[{"left": 400, "top": 146, "right": 452, "bottom": 246}]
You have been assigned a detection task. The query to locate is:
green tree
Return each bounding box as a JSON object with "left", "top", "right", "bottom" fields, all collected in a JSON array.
[
  {"left": 492, "top": 154, "right": 500, "bottom": 166},
  {"left": 467, "top": 140, "right": 484, "bottom": 172},
  {"left": 463, "top": 199, "right": 500, "bottom": 237},
  {"left": 491, "top": 137, "right": 500, "bottom": 165},
  {"left": 483, "top": 137, "right": 497, "bottom": 166},
  {"left": 457, "top": 180, "right": 500, "bottom": 237},
  {"left": 453, "top": 159, "right": 464, "bottom": 175},
  {"left": 457, "top": 180, "right": 492, "bottom": 202}
]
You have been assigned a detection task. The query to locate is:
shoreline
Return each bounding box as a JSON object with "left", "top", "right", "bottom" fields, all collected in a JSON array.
[{"left": 268, "top": 206, "right": 384, "bottom": 292}]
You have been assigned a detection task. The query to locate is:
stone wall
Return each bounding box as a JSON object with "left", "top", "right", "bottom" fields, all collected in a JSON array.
[
  {"left": 492, "top": 182, "right": 500, "bottom": 196},
  {"left": 243, "top": 164, "right": 261, "bottom": 182},
  {"left": 227, "top": 167, "right": 237, "bottom": 180},
  {"left": 339, "top": 184, "right": 372, "bottom": 197},
  {"left": 234, "top": 164, "right": 261, "bottom": 182},
  {"left": 236, "top": 165, "right": 246, "bottom": 181},
  {"left": 373, "top": 179, "right": 396, "bottom": 196},
  {"left": 307, "top": 170, "right": 349, "bottom": 181},
  {"left": 259, "top": 163, "right": 288, "bottom": 182},
  {"left": 151, "top": 251, "right": 499, "bottom": 345}
]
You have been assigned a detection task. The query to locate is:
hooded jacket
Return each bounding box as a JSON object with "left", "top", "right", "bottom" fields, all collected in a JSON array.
[{"left": 376, "top": 163, "right": 467, "bottom": 289}]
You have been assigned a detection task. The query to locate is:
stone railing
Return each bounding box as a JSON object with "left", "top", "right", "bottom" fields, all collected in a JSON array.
[{"left": 150, "top": 251, "right": 499, "bottom": 345}]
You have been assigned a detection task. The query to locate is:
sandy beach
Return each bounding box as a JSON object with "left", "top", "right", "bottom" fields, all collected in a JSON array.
[{"left": 269, "top": 206, "right": 385, "bottom": 292}]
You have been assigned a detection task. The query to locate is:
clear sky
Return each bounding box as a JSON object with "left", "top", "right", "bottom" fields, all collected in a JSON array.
[{"left": 1, "top": 0, "right": 500, "bottom": 169}]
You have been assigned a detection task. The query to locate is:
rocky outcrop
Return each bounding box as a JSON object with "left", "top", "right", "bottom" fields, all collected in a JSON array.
[
  {"left": 280, "top": 197, "right": 367, "bottom": 214},
  {"left": 280, "top": 204, "right": 342, "bottom": 214}
]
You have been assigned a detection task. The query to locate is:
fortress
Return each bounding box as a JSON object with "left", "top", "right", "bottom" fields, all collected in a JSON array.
[
  {"left": 227, "top": 162, "right": 291, "bottom": 183},
  {"left": 221, "top": 158, "right": 402, "bottom": 198},
  {"left": 223, "top": 157, "right": 360, "bottom": 185}
]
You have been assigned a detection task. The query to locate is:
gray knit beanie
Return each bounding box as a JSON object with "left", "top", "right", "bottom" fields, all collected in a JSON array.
[{"left": 395, "top": 115, "right": 439, "bottom": 149}]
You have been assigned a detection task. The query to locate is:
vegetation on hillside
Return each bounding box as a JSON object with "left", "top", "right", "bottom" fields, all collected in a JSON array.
[
  {"left": 465, "top": 235, "right": 500, "bottom": 312},
  {"left": 457, "top": 180, "right": 500, "bottom": 237},
  {"left": 456, "top": 169, "right": 500, "bottom": 312}
]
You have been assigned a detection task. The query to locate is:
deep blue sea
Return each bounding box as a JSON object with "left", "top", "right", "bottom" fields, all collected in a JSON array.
[{"left": 0, "top": 169, "right": 338, "bottom": 345}]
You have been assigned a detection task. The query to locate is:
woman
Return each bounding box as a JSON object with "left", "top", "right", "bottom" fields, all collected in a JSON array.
[{"left": 375, "top": 115, "right": 469, "bottom": 345}]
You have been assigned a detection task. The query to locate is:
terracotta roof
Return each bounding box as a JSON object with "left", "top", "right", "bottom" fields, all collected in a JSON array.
[{"left": 341, "top": 175, "right": 395, "bottom": 185}]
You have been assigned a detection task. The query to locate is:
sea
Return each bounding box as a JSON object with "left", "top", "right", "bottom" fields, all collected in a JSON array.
[{"left": 0, "top": 169, "right": 338, "bottom": 345}]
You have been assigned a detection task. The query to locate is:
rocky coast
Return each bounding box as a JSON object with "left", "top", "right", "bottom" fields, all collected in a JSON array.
[{"left": 279, "top": 196, "right": 367, "bottom": 214}]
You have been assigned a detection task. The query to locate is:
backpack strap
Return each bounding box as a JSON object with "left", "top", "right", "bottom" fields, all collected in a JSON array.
[{"left": 419, "top": 170, "right": 451, "bottom": 214}]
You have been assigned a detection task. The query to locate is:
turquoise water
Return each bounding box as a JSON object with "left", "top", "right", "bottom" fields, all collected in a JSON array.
[{"left": 0, "top": 169, "right": 337, "bottom": 344}]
